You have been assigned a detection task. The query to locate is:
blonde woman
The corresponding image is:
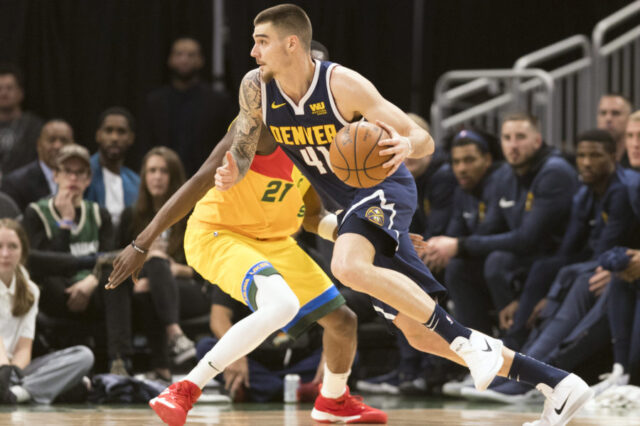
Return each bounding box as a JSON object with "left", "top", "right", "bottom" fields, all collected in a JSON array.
[{"left": 0, "top": 218, "right": 93, "bottom": 404}]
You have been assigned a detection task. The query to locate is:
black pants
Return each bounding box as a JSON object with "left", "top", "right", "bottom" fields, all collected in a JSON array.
[{"left": 38, "top": 273, "right": 133, "bottom": 360}]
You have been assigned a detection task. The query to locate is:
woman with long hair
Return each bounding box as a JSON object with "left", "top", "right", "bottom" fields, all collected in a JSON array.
[
  {"left": 118, "top": 147, "right": 210, "bottom": 380},
  {"left": 0, "top": 218, "right": 93, "bottom": 404}
]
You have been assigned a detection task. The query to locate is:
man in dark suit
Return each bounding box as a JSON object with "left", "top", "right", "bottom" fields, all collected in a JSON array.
[
  {"left": 1, "top": 119, "right": 74, "bottom": 211},
  {"left": 138, "top": 37, "right": 235, "bottom": 177}
]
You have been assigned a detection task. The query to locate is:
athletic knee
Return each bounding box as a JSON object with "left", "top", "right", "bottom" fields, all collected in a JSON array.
[
  {"left": 255, "top": 273, "right": 300, "bottom": 325},
  {"left": 331, "top": 257, "right": 370, "bottom": 291}
]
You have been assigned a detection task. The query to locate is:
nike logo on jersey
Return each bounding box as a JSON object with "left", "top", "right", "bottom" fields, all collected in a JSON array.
[
  {"left": 499, "top": 197, "right": 515, "bottom": 208},
  {"left": 482, "top": 338, "right": 493, "bottom": 352},
  {"left": 588, "top": 219, "right": 596, "bottom": 226},
  {"left": 271, "top": 101, "right": 287, "bottom": 109},
  {"left": 462, "top": 211, "right": 474, "bottom": 219},
  {"left": 555, "top": 392, "right": 571, "bottom": 415}
]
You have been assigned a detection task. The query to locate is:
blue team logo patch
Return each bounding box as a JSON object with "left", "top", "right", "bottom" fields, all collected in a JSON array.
[{"left": 365, "top": 206, "right": 385, "bottom": 227}]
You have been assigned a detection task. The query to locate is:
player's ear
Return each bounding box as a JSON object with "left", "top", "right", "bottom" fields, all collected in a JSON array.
[{"left": 287, "top": 35, "right": 297, "bottom": 51}]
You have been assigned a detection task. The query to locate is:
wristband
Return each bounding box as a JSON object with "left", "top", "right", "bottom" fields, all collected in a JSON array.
[
  {"left": 318, "top": 214, "right": 338, "bottom": 242},
  {"left": 131, "top": 240, "right": 148, "bottom": 254}
]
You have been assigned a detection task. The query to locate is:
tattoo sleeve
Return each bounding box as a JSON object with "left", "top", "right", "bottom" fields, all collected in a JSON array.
[{"left": 232, "top": 69, "right": 262, "bottom": 179}]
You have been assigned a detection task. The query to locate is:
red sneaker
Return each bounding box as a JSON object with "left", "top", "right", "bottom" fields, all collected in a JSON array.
[
  {"left": 149, "top": 380, "right": 202, "bottom": 426},
  {"left": 311, "top": 386, "right": 387, "bottom": 424}
]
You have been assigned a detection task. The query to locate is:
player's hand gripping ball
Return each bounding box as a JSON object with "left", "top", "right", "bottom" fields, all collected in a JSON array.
[{"left": 329, "top": 121, "right": 392, "bottom": 188}]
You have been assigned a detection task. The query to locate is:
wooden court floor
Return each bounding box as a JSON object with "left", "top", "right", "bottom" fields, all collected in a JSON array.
[{"left": 1, "top": 400, "right": 639, "bottom": 425}]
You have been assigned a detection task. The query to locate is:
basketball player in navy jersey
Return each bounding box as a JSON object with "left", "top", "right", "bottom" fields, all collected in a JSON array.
[{"left": 213, "top": 4, "right": 592, "bottom": 425}]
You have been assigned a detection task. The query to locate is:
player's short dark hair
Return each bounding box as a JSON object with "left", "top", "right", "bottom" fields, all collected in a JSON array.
[
  {"left": 97, "top": 107, "right": 136, "bottom": 133},
  {"left": 0, "top": 63, "right": 24, "bottom": 89},
  {"left": 310, "top": 40, "right": 329, "bottom": 61},
  {"left": 254, "top": 4, "right": 312, "bottom": 50},
  {"left": 502, "top": 112, "right": 541, "bottom": 133},
  {"left": 575, "top": 128, "right": 616, "bottom": 154}
]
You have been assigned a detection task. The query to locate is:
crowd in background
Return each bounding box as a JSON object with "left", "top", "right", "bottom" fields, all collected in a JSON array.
[{"left": 0, "top": 35, "right": 639, "bottom": 406}]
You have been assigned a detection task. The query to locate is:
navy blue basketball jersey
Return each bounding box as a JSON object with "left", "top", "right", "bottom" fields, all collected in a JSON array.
[
  {"left": 261, "top": 60, "right": 357, "bottom": 213},
  {"left": 262, "top": 60, "right": 446, "bottom": 318}
]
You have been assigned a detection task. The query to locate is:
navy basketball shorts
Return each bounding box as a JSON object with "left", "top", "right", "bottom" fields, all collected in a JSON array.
[{"left": 337, "top": 171, "right": 447, "bottom": 323}]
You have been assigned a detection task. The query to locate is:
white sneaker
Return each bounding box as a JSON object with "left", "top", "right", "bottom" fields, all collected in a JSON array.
[
  {"left": 442, "top": 374, "right": 474, "bottom": 397},
  {"left": 450, "top": 331, "right": 504, "bottom": 391},
  {"left": 523, "top": 373, "right": 593, "bottom": 426},
  {"left": 590, "top": 363, "right": 629, "bottom": 397}
]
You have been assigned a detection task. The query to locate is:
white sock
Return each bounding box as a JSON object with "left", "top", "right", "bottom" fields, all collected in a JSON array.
[
  {"left": 9, "top": 385, "right": 31, "bottom": 403},
  {"left": 184, "top": 274, "right": 299, "bottom": 389},
  {"left": 321, "top": 363, "right": 350, "bottom": 399}
]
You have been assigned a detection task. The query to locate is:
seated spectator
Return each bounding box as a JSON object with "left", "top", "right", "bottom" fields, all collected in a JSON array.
[
  {"left": 138, "top": 37, "right": 234, "bottom": 177},
  {"left": 196, "top": 284, "right": 322, "bottom": 402},
  {"left": 596, "top": 94, "right": 632, "bottom": 167},
  {"left": 427, "top": 113, "right": 578, "bottom": 333},
  {"left": 1, "top": 119, "right": 74, "bottom": 211},
  {"left": 0, "top": 218, "right": 93, "bottom": 404},
  {"left": 501, "top": 129, "right": 632, "bottom": 349},
  {"left": 0, "top": 64, "right": 44, "bottom": 178},
  {"left": 85, "top": 107, "right": 139, "bottom": 226},
  {"left": 22, "top": 144, "right": 133, "bottom": 375},
  {"left": 460, "top": 131, "right": 635, "bottom": 403},
  {"left": 597, "top": 113, "right": 640, "bottom": 392},
  {"left": 117, "top": 147, "right": 210, "bottom": 378},
  {"left": 416, "top": 128, "right": 505, "bottom": 335}
]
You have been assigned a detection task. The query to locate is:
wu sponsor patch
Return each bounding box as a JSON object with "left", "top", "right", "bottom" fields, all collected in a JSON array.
[
  {"left": 309, "top": 101, "right": 327, "bottom": 115},
  {"left": 365, "top": 206, "right": 385, "bottom": 226}
]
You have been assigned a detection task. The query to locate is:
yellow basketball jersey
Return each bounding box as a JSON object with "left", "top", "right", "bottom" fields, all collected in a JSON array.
[{"left": 188, "top": 146, "right": 310, "bottom": 240}]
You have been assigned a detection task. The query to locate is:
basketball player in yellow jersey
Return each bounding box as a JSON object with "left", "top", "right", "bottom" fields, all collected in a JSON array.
[{"left": 107, "top": 119, "right": 386, "bottom": 425}]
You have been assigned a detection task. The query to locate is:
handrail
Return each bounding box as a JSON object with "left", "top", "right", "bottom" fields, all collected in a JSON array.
[
  {"left": 592, "top": 1, "right": 640, "bottom": 100},
  {"left": 593, "top": 0, "right": 640, "bottom": 51},
  {"left": 433, "top": 69, "right": 554, "bottom": 144},
  {"left": 600, "top": 26, "right": 640, "bottom": 56},
  {"left": 440, "top": 78, "right": 494, "bottom": 105},
  {"left": 514, "top": 35, "right": 590, "bottom": 70}
]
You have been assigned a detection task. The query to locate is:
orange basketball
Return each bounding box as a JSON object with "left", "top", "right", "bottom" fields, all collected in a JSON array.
[{"left": 329, "top": 121, "right": 391, "bottom": 188}]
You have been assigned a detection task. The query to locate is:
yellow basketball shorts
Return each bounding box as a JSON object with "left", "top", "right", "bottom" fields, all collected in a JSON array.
[{"left": 184, "top": 227, "right": 345, "bottom": 338}]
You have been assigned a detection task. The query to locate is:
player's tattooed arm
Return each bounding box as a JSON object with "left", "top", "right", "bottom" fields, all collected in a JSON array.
[{"left": 232, "top": 69, "right": 263, "bottom": 180}]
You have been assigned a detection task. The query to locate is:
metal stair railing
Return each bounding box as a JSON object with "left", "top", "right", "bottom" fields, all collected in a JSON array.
[
  {"left": 593, "top": 0, "right": 640, "bottom": 110},
  {"left": 431, "top": 69, "right": 554, "bottom": 147},
  {"left": 513, "top": 35, "right": 592, "bottom": 152}
]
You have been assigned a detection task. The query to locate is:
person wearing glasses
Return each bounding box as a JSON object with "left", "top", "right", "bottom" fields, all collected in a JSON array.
[{"left": 22, "top": 144, "right": 133, "bottom": 376}]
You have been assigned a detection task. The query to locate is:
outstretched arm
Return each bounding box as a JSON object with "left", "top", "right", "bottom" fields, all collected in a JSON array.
[
  {"left": 215, "top": 69, "right": 264, "bottom": 190},
  {"left": 106, "top": 126, "right": 235, "bottom": 289}
]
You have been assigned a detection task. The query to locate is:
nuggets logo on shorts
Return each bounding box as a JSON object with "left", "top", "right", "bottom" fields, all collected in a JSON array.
[{"left": 365, "top": 206, "right": 385, "bottom": 226}]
